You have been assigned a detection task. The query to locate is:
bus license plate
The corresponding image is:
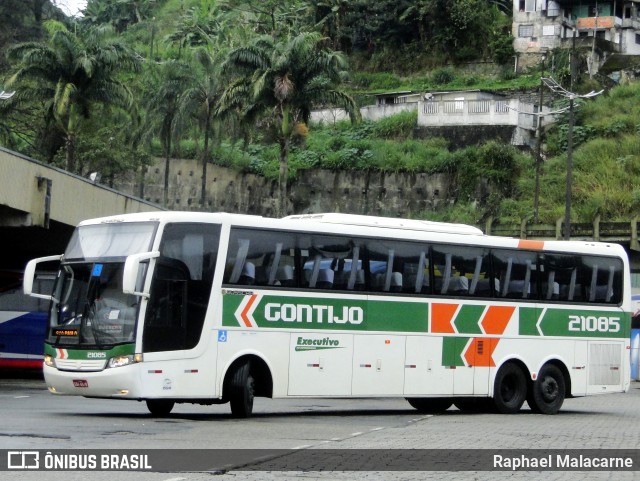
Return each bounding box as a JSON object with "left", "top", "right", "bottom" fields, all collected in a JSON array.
[{"left": 73, "top": 380, "right": 88, "bottom": 388}]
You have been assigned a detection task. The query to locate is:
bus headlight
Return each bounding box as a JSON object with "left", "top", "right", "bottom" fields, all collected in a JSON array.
[
  {"left": 44, "top": 354, "right": 55, "bottom": 367},
  {"left": 107, "top": 355, "right": 136, "bottom": 369}
]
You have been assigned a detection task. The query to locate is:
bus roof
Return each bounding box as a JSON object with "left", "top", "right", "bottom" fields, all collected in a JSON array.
[
  {"left": 76, "top": 211, "right": 627, "bottom": 259},
  {"left": 284, "top": 213, "right": 484, "bottom": 236}
]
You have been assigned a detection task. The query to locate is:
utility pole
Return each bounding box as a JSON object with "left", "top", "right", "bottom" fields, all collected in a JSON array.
[
  {"left": 564, "top": 94, "right": 575, "bottom": 240},
  {"left": 540, "top": 32, "right": 602, "bottom": 240},
  {"left": 590, "top": 1, "right": 598, "bottom": 79},
  {"left": 533, "top": 51, "right": 547, "bottom": 224},
  {"left": 565, "top": 28, "right": 577, "bottom": 240}
]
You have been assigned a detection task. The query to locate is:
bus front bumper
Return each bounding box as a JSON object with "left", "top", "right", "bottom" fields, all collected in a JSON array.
[{"left": 44, "top": 364, "right": 142, "bottom": 399}]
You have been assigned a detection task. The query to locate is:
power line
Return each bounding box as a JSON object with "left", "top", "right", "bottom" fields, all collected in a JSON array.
[{"left": 541, "top": 77, "right": 603, "bottom": 99}]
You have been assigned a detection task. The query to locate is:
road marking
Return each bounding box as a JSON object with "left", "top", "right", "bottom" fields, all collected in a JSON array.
[
  {"left": 350, "top": 432, "right": 363, "bottom": 436},
  {"left": 14, "top": 396, "right": 29, "bottom": 399},
  {"left": 370, "top": 427, "right": 384, "bottom": 431},
  {"left": 293, "top": 444, "right": 311, "bottom": 450}
]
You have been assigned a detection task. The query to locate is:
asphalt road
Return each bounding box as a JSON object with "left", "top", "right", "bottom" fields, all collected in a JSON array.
[{"left": 1, "top": 375, "right": 639, "bottom": 480}]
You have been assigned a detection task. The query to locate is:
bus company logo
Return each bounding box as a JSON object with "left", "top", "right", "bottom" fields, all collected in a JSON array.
[
  {"left": 265, "top": 303, "right": 364, "bottom": 325},
  {"left": 295, "top": 336, "right": 342, "bottom": 351},
  {"left": 87, "top": 352, "right": 107, "bottom": 359},
  {"left": 233, "top": 294, "right": 364, "bottom": 328}
]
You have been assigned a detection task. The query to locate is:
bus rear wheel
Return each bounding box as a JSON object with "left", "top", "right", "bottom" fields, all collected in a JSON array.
[
  {"left": 229, "top": 361, "right": 255, "bottom": 418},
  {"left": 527, "top": 364, "right": 565, "bottom": 415},
  {"left": 146, "top": 399, "right": 174, "bottom": 417},
  {"left": 493, "top": 363, "right": 527, "bottom": 414},
  {"left": 406, "top": 397, "right": 452, "bottom": 414}
]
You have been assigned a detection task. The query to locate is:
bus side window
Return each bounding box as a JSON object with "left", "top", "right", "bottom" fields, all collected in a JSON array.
[
  {"left": 144, "top": 223, "right": 220, "bottom": 353},
  {"left": 302, "top": 235, "right": 354, "bottom": 291},
  {"left": 366, "top": 240, "right": 428, "bottom": 295},
  {"left": 238, "top": 262, "right": 256, "bottom": 285},
  {"left": 579, "top": 256, "right": 623, "bottom": 304},
  {"left": 492, "top": 250, "right": 538, "bottom": 300},
  {"left": 432, "top": 245, "right": 487, "bottom": 297},
  {"left": 542, "top": 254, "right": 579, "bottom": 302}
]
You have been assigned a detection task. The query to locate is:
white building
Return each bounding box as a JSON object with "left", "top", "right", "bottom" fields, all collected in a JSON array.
[{"left": 513, "top": 0, "right": 640, "bottom": 71}]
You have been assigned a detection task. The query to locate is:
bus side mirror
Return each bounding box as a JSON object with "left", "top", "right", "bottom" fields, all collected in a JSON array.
[
  {"left": 123, "top": 251, "right": 159, "bottom": 298},
  {"left": 23, "top": 254, "right": 63, "bottom": 299}
]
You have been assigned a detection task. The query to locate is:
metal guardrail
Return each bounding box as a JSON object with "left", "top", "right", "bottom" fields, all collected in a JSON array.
[{"left": 483, "top": 217, "right": 640, "bottom": 250}]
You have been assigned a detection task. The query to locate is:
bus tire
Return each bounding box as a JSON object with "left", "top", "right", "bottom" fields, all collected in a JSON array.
[
  {"left": 406, "top": 397, "right": 452, "bottom": 414},
  {"left": 493, "top": 363, "right": 527, "bottom": 414},
  {"left": 527, "top": 364, "right": 565, "bottom": 415},
  {"left": 146, "top": 399, "right": 174, "bottom": 417},
  {"left": 229, "top": 361, "right": 255, "bottom": 418}
]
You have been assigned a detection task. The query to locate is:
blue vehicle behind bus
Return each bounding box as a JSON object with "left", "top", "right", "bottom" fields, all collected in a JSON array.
[{"left": 0, "top": 271, "right": 54, "bottom": 369}]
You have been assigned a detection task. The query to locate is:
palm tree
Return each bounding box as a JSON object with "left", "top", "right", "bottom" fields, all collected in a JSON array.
[
  {"left": 222, "top": 31, "right": 358, "bottom": 216},
  {"left": 313, "top": 0, "right": 350, "bottom": 50},
  {"left": 7, "top": 20, "right": 140, "bottom": 172},
  {"left": 178, "top": 47, "right": 228, "bottom": 207},
  {"left": 165, "top": 4, "right": 228, "bottom": 59},
  {"left": 145, "top": 60, "right": 191, "bottom": 208}
]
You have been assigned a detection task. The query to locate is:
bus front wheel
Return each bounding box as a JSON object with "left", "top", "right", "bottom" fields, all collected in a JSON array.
[
  {"left": 527, "top": 364, "right": 565, "bottom": 415},
  {"left": 493, "top": 363, "right": 527, "bottom": 414},
  {"left": 406, "top": 397, "right": 452, "bottom": 414},
  {"left": 229, "top": 361, "right": 255, "bottom": 418},
  {"left": 146, "top": 399, "right": 174, "bottom": 417}
]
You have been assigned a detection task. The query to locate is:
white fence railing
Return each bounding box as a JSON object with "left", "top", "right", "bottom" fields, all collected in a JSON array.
[{"left": 418, "top": 99, "right": 531, "bottom": 128}]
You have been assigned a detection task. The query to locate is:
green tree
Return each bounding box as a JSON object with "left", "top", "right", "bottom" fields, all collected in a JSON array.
[
  {"left": 7, "top": 20, "right": 140, "bottom": 172},
  {"left": 312, "top": 0, "right": 350, "bottom": 50},
  {"left": 219, "top": 0, "right": 308, "bottom": 38},
  {"left": 179, "top": 47, "right": 228, "bottom": 207},
  {"left": 82, "top": 0, "right": 154, "bottom": 32},
  {"left": 145, "top": 60, "right": 190, "bottom": 207},
  {"left": 165, "top": 3, "right": 237, "bottom": 60},
  {"left": 222, "top": 31, "right": 358, "bottom": 215}
]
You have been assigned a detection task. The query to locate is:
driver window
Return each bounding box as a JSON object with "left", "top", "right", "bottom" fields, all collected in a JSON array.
[{"left": 143, "top": 223, "right": 221, "bottom": 352}]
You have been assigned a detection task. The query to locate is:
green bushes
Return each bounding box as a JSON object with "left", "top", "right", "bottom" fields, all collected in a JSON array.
[
  {"left": 431, "top": 68, "right": 456, "bottom": 85},
  {"left": 371, "top": 111, "right": 417, "bottom": 139}
]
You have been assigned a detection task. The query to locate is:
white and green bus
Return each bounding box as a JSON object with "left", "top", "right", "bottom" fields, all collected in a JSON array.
[{"left": 24, "top": 212, "right": 631, "bottom": 417}]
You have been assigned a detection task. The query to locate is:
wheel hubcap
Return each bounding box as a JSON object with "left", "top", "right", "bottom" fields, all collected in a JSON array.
[{"left": 540, "top": 376, "right": 558, "bottom": 402}]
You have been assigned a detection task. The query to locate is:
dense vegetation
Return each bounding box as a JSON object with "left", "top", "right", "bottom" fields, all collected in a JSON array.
[{"left": 0, "top": 0, "right": 638, "bottom": 224}]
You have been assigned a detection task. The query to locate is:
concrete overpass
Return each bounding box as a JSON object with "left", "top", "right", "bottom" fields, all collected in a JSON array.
[{"left": 0, "top": 147, "right": 163, "bottom": 271}]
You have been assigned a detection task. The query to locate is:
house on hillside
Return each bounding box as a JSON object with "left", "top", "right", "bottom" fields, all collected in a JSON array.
[
  {"left": 374, "top": 91, "right": 423, "bottom": 105},
  {"left": 310, "top": 90, "right": 422, "bottom": 124},
  {"left": 513, "top": 0, "right": 640, "bottom": 72},
  {"left": 417, "top": 89, "right": 549, "bottom": 147},
  {"left": 310, "top": 88, "right": 547, "bottom": 147}
]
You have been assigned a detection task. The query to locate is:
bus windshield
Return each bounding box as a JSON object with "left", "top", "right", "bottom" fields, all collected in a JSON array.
[
  {"left": 48, "top": 262, "right": 139, "bottom": 347},
  {"left": 64, "top": 222, "right": 157, "bottom": 261}
]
